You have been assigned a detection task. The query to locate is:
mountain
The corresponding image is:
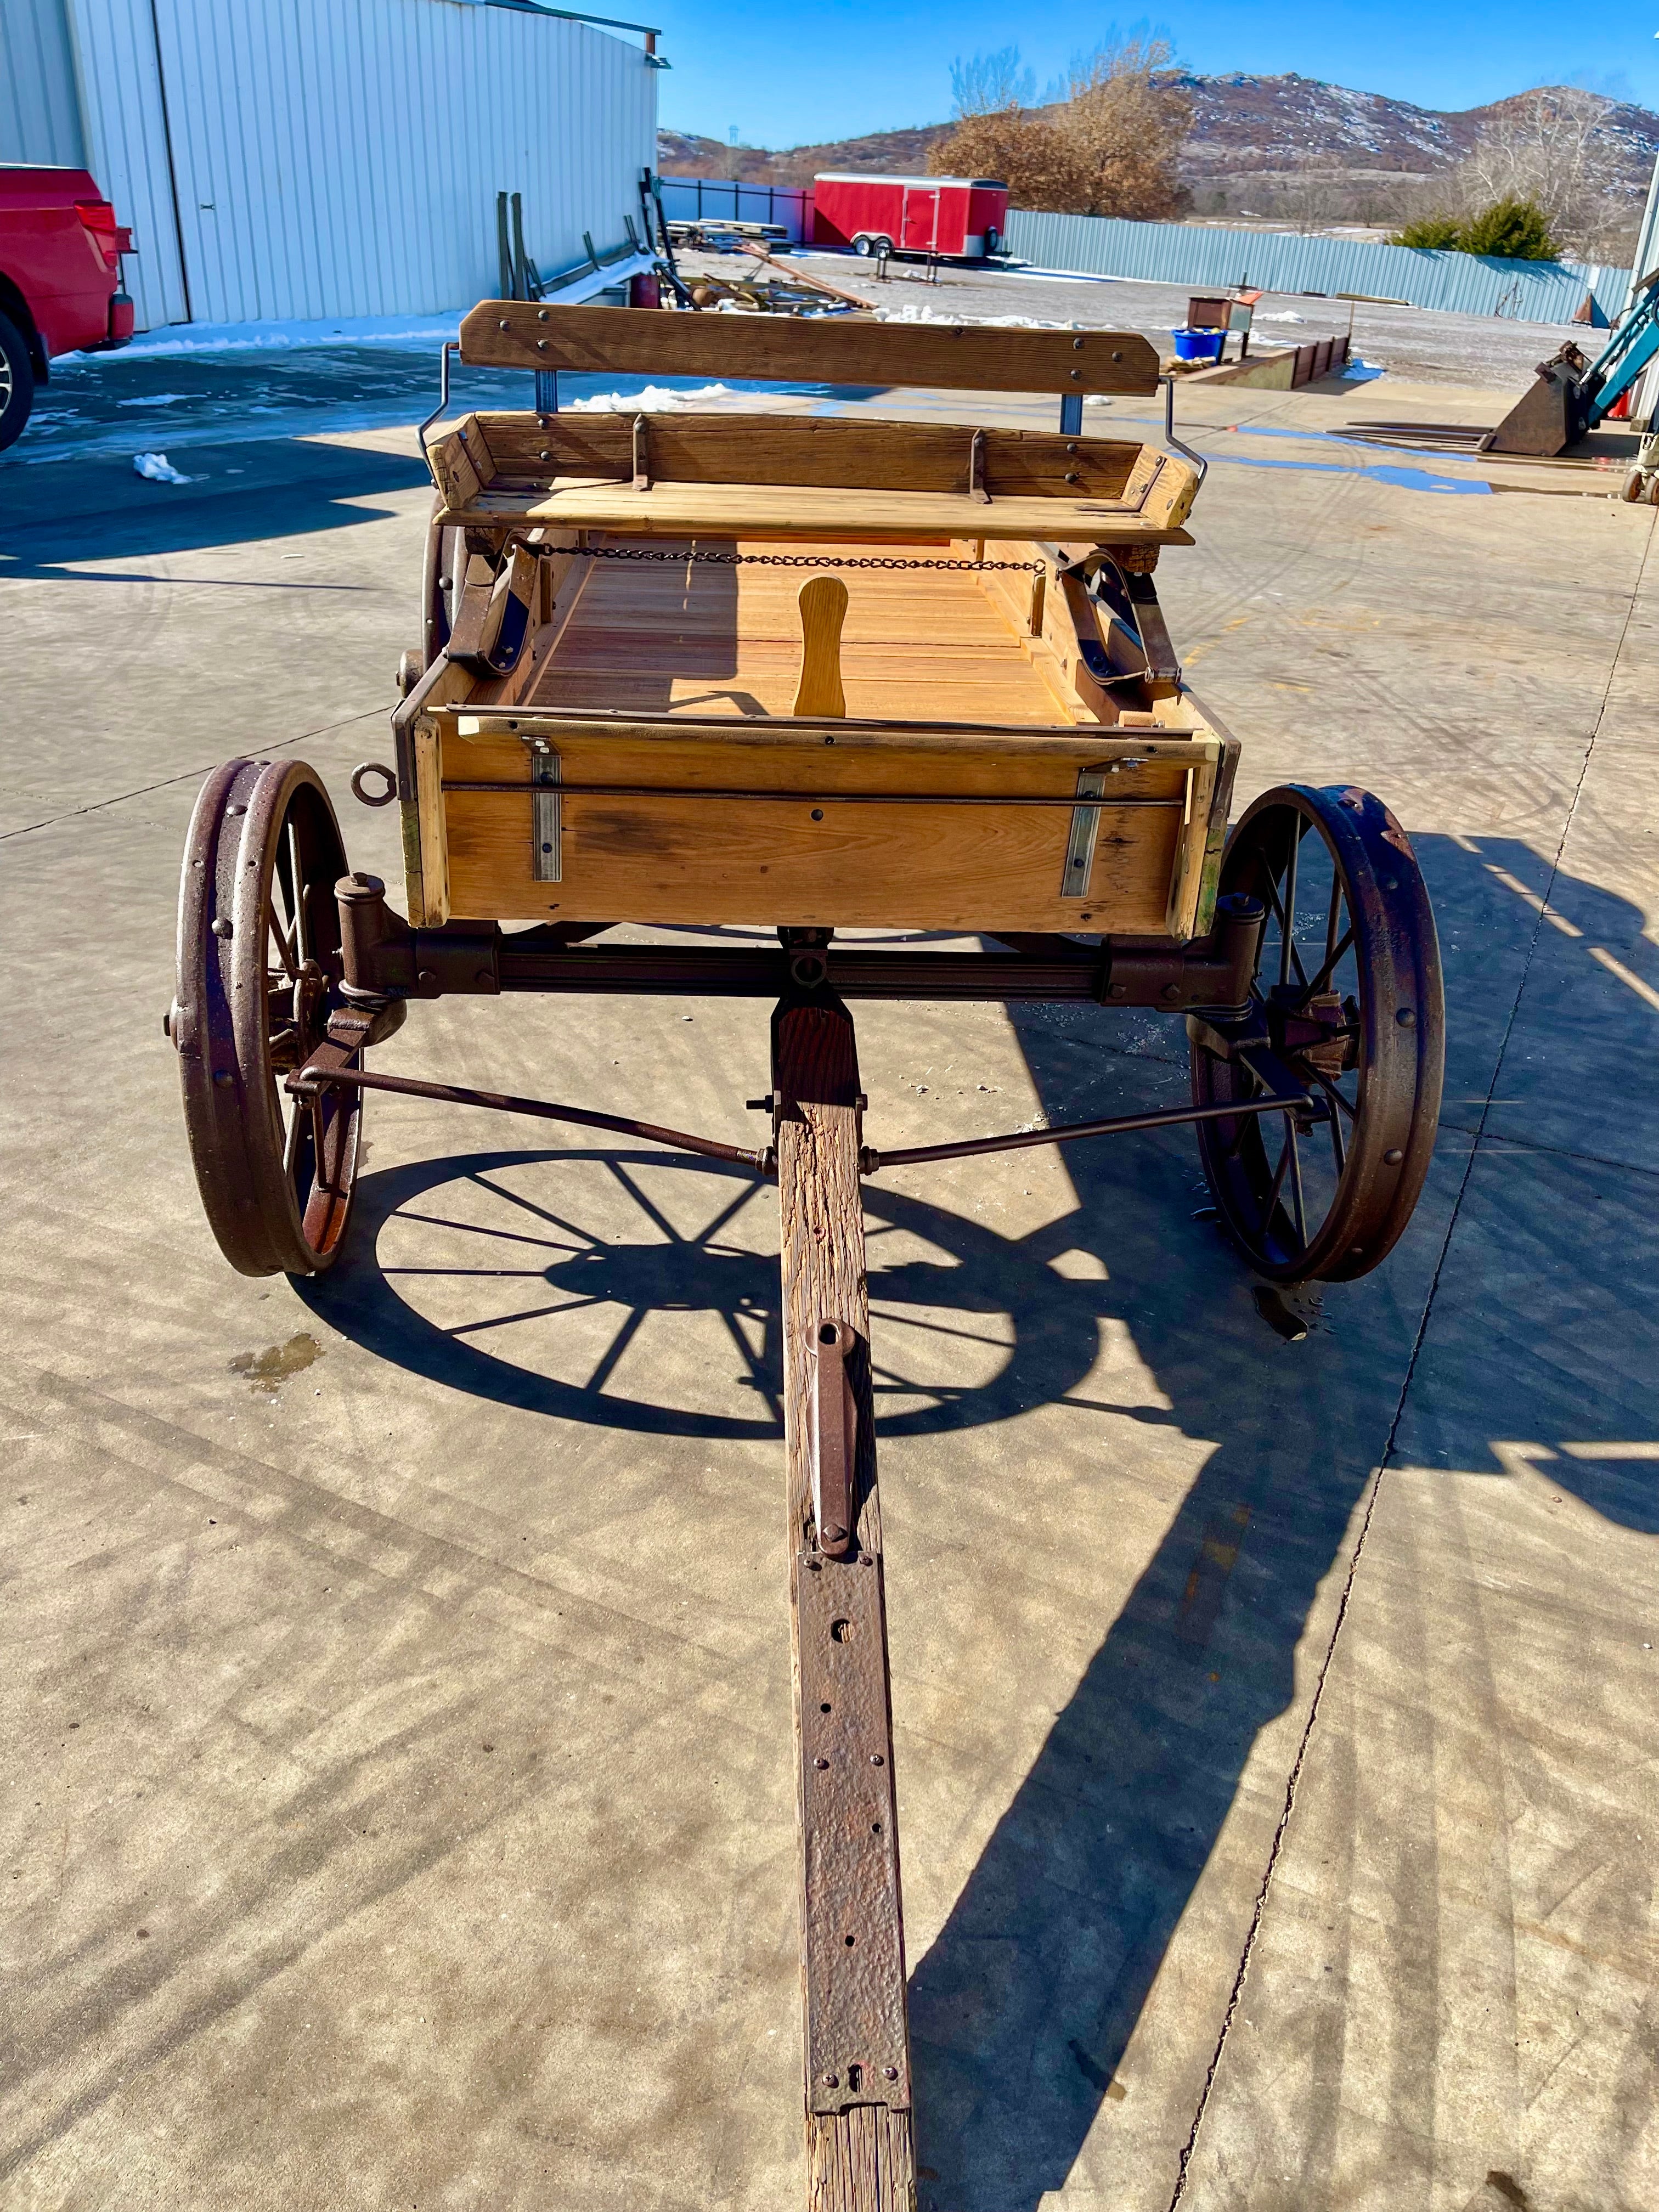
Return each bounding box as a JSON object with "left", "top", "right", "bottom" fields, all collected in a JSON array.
[{"left": 658, "top": 75, "right": 1659, "bottom": 232}]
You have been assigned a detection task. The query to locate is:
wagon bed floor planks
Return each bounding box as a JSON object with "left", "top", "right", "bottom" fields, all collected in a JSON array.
[{"left": 521, "top": 541, "right": 1072, "bottom": 725}]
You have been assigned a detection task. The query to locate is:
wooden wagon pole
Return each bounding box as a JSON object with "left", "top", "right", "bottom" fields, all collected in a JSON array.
[{"left": 773, "top": 971, "right": 917, "bottom": 2212}]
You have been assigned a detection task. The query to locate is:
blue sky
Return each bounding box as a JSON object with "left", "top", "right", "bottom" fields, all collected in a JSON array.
[{"left": 647, "top": 4, "right": 1659, "bottom": 149}]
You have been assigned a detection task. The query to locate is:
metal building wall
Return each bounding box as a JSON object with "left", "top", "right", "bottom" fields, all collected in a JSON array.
[
  {"left": 61, "top": 0, "right": 656, "bottom": 330},
  {"left": 0, "top": 0, "right": 84, "bottom": 165},
  {"left": 1005, "top": 209, "right": 1631, "bottom": 326},
  {"left": 63, "top": 0, "right": 190, "bottom": 326}
]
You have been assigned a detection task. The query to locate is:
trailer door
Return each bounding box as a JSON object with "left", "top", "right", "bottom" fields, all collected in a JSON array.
[{"left": 900, "top": 187, "right": 940, "bottom": 251}]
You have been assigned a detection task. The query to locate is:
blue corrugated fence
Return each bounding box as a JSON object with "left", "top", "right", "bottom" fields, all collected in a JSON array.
[{"left": 1003, "top": 210, "right": 1630, "bottom": 325}]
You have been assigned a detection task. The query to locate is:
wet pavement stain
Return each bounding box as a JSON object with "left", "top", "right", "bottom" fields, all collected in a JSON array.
[{"left": 229, "top": 1333, "right": 323, "bottom": 1393}]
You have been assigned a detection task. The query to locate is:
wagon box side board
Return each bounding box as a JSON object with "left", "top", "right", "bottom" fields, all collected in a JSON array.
[
  {"left": 472, "top": 414, "right": 1150, "bottom": 501},
  {"left": 399, "top": 708, "right": 1235, "bottom": 938}
]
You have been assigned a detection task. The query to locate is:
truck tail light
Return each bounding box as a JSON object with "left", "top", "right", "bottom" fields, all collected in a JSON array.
[{"left": 73, "top": 198, "right": 123, "bottom": 272}]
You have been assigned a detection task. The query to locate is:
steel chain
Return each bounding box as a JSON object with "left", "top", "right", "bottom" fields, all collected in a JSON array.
[{"left": 575, "top": 546, "right": 1045, "bottom": 573}]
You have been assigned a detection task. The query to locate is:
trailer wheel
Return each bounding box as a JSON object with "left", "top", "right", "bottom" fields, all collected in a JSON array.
[
  {"left": 171, "top": 758, "right": 372, "bottom": 1277},
  {"left": 0, "top": 310, "right": 36, "bottom": 453},
  {"left": 1190, "top": 784, "right": 1443, "bottom": 1283},
  {"left": 851, "top": 234, "right": 874, "bottom": 257}
]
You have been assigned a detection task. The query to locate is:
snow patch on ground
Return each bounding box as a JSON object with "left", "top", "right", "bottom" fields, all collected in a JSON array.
[
  {"left": 874, "top": 302, "right": 1079, "bottom": 330},
  {"left": 566, "top": 383, "right": 738, "bottom": 412},
  {"left": 132, "top": 452, "right": 193, "bottom": 483}
]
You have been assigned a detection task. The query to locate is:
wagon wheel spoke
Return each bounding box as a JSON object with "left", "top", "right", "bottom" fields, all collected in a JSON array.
[
  {"left": 1264, "top": 1119, "right": 1294, "bottom": 1220},
  {"left": 286, "top": 819, "right": 312, "bottom": 969},
  {"left": 267, "top": 901, "right": 299, "bottom": 978},
  {"left": 1302, "top": 924, "right": 1355, "bottom": 1003},
  {"left": 1259, "top": 868, "right": 1310, "bottom": 994},
  {"left": 1285, "top": 1124, "right": 1308, "bottom": 1250},
  {"left": 1302, "top": 1063, "right": 1358, "bottom": 1121},
  {"left": 1278, "top": 815, "right": 1300, "bottom": 989},
  {"left": 1222, "top": 1062, "right": 1265, "bottom": 1159}
]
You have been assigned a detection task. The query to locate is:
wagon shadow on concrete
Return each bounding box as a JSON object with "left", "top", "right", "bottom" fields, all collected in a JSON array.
[{"left": 299, "top": 830, "right": 1658, "bottom": 2210}]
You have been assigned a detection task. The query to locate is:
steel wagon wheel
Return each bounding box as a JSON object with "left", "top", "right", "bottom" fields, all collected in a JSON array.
[
  {"left": 1190, "top": 783, "right": 1443, "bottom": 1283},
  {"left": 171, "top": 757, "right": 365, "bottom": 1277}
]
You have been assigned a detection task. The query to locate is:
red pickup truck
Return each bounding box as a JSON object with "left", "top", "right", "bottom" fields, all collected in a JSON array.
[{"left": 1, "top": 165, "right": 134, "bottom": 452}]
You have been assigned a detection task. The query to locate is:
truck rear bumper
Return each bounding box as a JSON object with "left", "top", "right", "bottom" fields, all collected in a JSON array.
[{"left": 75, "top": 290, "right": 134, "bottom": 354}]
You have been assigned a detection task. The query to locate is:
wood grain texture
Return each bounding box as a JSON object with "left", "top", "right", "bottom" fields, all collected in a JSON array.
[
  {"left": 460, "top": 300, "right": 1160, "bottom": 395},
  {"left": 476, "top": 413, "right": 1144, "bottom": 500},
  {"left": 440, "top": 478, "right": 1195, "bottom": 546},
  {"left": 776, "top": 1003, "right": 916, "bottom": 2212},
  {"left": 809, "top": 2104, "right": 916, "bottom": 2212},
  {"left": 794, "top": 577, "right": 848, "bottom": 718}
]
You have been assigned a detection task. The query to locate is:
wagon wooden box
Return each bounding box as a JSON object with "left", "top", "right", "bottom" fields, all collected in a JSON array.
[{"left": 170, "top": 303, "right": 1443, "bottom": 2210}]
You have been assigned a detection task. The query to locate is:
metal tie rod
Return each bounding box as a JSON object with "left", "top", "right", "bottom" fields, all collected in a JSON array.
[
  {"left": 287, "top": 1062, "right": 770, "bottom": 1171},
  {"left": 861, "top": 1090, "right": 1311, "bottom": 1173}
]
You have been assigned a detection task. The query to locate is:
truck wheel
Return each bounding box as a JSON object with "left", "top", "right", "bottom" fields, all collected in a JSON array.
[{"left": 0, "top": 311, "right": 37, "bottom": 453}]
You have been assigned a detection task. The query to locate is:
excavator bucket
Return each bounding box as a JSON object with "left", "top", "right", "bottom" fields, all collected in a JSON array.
[{"left": 1488, "top": 345, "right": 1595, "bottom": 458}]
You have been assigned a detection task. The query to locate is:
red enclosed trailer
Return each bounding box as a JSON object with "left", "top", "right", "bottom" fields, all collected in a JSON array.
[{"left": 811, "top": 173, "right": 1007, "bottom": 261}]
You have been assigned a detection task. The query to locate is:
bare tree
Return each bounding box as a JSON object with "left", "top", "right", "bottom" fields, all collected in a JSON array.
[
  {"left": 1455, "top": 89, "right": 1630, "bottom": 258},
  {"left": 1276, "top": 151, "right": 1350, "bottom": 234},
  {"left": 929, "top": 35, "right": 1191, "bottom": 219},
  {"left": 948, "top": 47, "right": 1035, "bottom": 120}
]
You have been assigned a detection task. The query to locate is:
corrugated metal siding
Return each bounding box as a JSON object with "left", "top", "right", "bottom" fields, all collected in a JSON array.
[
  {"left": 0, "top": 0, "right": 84, "bottom": 165},
  {"left": 64, "top": 0, "right": 190, "bottom": 327},
  {"left": 64, "top": 0, "right": 654, "bottom": 328},
  {"left": 1005, "top": 210, "right": 1632, "bottom": 326}
]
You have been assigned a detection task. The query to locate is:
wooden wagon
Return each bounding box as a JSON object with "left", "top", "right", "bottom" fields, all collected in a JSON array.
[{"left": 170, "top": 303, "right": 1443, "bottom": 2208}]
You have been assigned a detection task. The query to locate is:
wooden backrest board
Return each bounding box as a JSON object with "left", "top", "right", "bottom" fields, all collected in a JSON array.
[{"left": 458, "top": 301, "right": 1163, "bottom": 396}]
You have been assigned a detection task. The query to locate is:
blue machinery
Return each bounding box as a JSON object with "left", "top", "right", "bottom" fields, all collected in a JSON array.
[{"left": 1489, "top": 267, "right": 1659, "bottom": 465}]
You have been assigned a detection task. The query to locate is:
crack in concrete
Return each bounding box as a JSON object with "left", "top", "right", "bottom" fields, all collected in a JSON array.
[
  {"left": 1165, "top": 501, "right": 1657, "bottom": 2210},
  {"left": 0, "top": 703, "right": 392, "bottom": 840}
]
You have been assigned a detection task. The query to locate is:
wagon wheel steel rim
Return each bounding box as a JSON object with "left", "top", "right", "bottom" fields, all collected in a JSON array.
[
  {"left": 1190, "top": 783, "right": 1443, "bottom": 1283},
  {"left": 174, "top": 757, "right": 363, "bottom": 1277}
]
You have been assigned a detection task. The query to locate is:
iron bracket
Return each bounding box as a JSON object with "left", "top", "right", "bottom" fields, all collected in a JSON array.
[{"left": 811, "top": 1322, "right": 857, "bottom": 1558}]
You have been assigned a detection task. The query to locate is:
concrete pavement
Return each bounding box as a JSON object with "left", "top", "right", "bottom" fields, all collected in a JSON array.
[{"left": 2, "top": 363, "right": 1654, "bottom": 2212}]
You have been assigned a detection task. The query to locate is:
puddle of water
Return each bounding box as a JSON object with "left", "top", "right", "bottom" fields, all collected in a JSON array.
[
  {"left": 229, "top": 1331, "right": 323, "bottom": 1392},
  {"left": 1214, "top": 450, "right": 1491, "bottom": 495}
]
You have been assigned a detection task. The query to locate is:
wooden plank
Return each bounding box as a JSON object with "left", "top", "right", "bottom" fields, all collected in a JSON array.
[
  {"left": 460, "top": 300, "right": 1161, "bottom": 396},
  {"left": 476, "top": 413, "right": 1144, "bottom": 500},
  {"left": 441, "top": 786, "right": 1189, "bottom": 935},
  {"left": 794, "top": 577, "right": 848, "bottom": 717},
  {"left": 426, "top": 422, "right": 482, "bottom": 512},
  {"left": 410, "top": 718, "right": 450, "bottom": 926},
  {"left": 775, "top": 998, "right": 916, "bottom": 2212},
  {"left": 439, "top": 479, "right": 1196, "bottom": 546}
]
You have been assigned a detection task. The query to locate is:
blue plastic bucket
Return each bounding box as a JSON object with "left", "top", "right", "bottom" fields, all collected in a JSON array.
[{"left": 1172, "top": 328, "right": 1224, "bottom": 363}]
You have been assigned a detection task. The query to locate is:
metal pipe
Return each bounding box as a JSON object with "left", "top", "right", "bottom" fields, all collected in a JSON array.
[
  {"left": 286, "top": 1063, "right": 768, "bottom": 1171},
  {"left": 1160, "top": 373, "right": 1209, "bottom": 486},
  {"left": 863, "top": 1091, "right": 1308, "bottom": 1173},
  {"left": 417, "top": 341, "right": 458, "bottom": 476}
]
